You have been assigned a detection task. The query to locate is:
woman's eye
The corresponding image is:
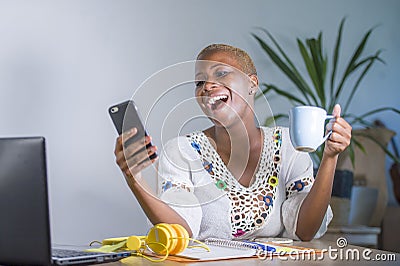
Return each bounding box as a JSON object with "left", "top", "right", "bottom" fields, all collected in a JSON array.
[{"left": 215, "top": 70, "right": 228, "bottom": 78}]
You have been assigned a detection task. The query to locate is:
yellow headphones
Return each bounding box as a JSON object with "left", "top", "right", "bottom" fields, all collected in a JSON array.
[
  {"left": 88, "top": 223, "right": 208, "bottom": 262},
  {"left": 126, "top": 223, "right": 190, "bottom": 255}
]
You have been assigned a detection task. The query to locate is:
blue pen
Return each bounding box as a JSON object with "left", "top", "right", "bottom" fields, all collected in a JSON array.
[{"left": 243, "top": 241, "right": 276, "bottom": 252}]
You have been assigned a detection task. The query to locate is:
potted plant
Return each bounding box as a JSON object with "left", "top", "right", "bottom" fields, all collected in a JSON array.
[
  {"left": 252, "top": 18, "right": 400, "bottom": 225},
  {"left": 252, "top": 18, "right": 399, "bottom": 166}
]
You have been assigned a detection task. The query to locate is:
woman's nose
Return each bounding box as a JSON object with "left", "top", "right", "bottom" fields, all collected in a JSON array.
[{"left": 203, "top": 81, "right": 219, "bottom": 92}]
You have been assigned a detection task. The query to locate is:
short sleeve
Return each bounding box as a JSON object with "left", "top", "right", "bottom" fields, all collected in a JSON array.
[
  {"left": 157, "top": 136, "right": 203, "bottom": 239},
  {"left": 280, "top": 128, "right": 333, "bottom": 240}
]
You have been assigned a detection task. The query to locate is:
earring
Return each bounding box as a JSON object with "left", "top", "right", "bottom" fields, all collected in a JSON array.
[{"left": 249, "top": 89, "right": 256, "bottom": 95}]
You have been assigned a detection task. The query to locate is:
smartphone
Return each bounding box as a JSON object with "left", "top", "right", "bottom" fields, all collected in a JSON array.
[{"left": 108, "top": 100, "right": 157, "bottom": 160}]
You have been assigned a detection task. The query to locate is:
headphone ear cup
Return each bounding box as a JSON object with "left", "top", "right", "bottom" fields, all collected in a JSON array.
[
  {"left": 160, "top": 223, "right": 178, "bottom": 254},
  {"left": 169, "top": 224, "right": 189, "bottom": 254},
  {"left": 146, "top": 223, "right": 178, "bottom": 255},
  {"left": 146, "top": 224, "right": 170, "bottom": 254},
  {"left": 126, "top": 236, "right": 146, "bottom": 250}
]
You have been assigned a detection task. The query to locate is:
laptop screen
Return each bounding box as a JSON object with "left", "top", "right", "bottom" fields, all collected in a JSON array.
[{"left": 0, "top": 137, "right": 52, "bottom": 265}]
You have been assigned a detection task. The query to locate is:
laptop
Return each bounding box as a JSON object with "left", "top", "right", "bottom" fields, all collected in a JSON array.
[{"left": 0, "top": 137, "right": 131, "bottom": 265}]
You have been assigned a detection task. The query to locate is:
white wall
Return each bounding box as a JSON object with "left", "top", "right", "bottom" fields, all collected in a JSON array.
[{"left": 0, "top": 0, "right": 398, "bottom": 245}]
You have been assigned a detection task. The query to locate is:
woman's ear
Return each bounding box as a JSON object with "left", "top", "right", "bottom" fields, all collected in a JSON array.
[{"left": 248, "top": 74, "right": 259, "bottom": 95}]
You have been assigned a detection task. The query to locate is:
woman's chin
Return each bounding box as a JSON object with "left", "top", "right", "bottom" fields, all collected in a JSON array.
[{"left": 204, "top": 104, "right": 230, "bottom": 119}]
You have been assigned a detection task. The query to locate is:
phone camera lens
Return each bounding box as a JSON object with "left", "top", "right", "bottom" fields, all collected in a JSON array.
[{"left": 111, "top": 107, "right": 119, "bottom": 113}]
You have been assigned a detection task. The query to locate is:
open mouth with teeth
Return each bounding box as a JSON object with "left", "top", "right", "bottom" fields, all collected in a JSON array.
[{"left": 207, "top": 94, "right": 229, "bottom": 110}]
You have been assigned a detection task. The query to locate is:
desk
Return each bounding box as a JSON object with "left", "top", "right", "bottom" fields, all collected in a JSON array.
[{"left": 101, "top": 239, "right": 399, "bottom": 265}]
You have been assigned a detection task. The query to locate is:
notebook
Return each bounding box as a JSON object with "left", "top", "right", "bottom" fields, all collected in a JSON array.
[
  {"left": 165, "top": 238, "right": 319, "bottom": 262},
  {"left": 0, "top": 137, "right": 131, "bottom": 266},
  {"left": 177, "top": 242, "right": 256, "bottom": 260}
]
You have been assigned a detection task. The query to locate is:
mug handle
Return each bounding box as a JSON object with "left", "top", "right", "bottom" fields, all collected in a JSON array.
[{"left": 321, "top": 115, "right": 335, "bottom": 143}]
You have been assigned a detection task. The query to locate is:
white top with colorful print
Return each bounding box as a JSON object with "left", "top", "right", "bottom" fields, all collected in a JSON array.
[{"left": 157, "top": 127, "right": 332, "bottom": 240}]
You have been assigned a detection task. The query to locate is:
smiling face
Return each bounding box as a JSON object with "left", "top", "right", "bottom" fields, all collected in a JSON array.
[{"left": 194, "top": 50, "right": 258, "bottom": 128}]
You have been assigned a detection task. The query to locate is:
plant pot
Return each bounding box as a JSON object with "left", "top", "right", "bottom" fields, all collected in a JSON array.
[
  {"left": 332, "top": 169, "right": 354, "bottom": 199},
  {"left": 331, "top": 169, "right": 354, "bottom": 226},
  {"left": 314, "top": 168, "right": 354, "bottom": 225}
]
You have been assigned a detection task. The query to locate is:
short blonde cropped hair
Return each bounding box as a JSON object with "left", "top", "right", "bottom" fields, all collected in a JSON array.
[{"left": 197, "top": 44, "right": 257, "bottom": 76}]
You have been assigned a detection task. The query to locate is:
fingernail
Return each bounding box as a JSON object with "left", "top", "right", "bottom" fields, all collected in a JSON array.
[{"left": 146, "top": 136, "right": 152, "bottom": 143}]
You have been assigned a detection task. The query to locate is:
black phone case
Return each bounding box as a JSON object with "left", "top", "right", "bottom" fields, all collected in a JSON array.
[{"left": 108, "top": 100, "right": 157, "bottom": 160}]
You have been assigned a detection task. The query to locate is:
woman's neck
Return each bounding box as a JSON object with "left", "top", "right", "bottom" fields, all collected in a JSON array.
[
  {"left": 204, "top": 118, "right": 263, "bottom": 186},
  {"left": 206, "top": 117, "right": 261, "bottom": 156}
]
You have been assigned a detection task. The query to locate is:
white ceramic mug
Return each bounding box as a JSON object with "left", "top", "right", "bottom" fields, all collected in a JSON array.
[{"left": 289, "top": 106, "right": 334, "bottom": 152}]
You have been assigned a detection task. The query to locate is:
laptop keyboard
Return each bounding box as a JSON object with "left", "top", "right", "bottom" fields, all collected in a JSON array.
[{"left": 52, "top": 249, "right": 104, "bottom": 258}]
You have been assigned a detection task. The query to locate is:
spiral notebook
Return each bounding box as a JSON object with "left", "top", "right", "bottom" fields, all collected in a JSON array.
[
  {"left": 177, "top": 239, "right": 257, "bottom": 261},
  {"left": 172, "top": 238, "right": 320, "bottom": 261}
]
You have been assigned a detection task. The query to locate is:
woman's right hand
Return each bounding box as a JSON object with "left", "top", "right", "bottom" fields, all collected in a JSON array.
[
  {"left": 114, "top": 128, "right": 192, "bottom": 237},
  {"left": 114, "top": 127, "right": 158, "bottom": 180}
]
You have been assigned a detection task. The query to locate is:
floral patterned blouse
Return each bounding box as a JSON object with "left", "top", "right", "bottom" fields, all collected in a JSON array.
[{"left": 157, "top": 127, "right": 332, "bottom": 240}]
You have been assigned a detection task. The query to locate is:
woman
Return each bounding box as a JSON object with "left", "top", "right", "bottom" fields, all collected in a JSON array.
[{"left": 114, "top": 44, "right": 352, "bottom": 241}]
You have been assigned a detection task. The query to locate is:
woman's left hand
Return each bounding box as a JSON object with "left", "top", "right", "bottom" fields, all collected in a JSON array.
[{"left": 324, "top": 104, "right": 352, "bottom": 158}]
